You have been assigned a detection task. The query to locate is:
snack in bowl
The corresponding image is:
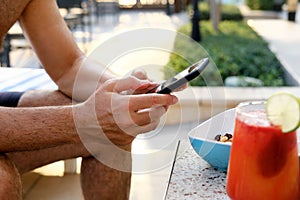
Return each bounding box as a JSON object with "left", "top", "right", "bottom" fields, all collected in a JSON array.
[
  {"left": 214, "top": 133, "right": 233, "bottom": 142},
  {"left": 188, "top": 108, "right": 235, "bottom": 171}
]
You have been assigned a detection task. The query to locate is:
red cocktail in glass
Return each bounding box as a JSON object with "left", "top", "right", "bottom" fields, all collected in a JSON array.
[{"left": 226, "top": 101, "right": 299, "bottom": 200}]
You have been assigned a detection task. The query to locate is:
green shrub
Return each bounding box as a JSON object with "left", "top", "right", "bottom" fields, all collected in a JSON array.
[
  {"left": 164, "top": 20, "right": 287, "bottom": 87},
  {"left": 221, "top": 4, "right": 244, "bottom": 20},
  {"left": 246, "top": 0, "right": 274, "bottom": 10},
  {"left": 189, "top": 2, "right": 243, "bottom": 21}
]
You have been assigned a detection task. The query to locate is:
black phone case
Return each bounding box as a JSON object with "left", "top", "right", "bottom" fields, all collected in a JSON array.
[{"left": 157, "top": 57, "right": 209, "bottom": 94}]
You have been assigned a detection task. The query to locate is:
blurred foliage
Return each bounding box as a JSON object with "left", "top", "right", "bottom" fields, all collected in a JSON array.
[
  {"left": 164, "top": 20, "right": 287, "bottom": 87},
  {"left": 188, "top": 1, "right": 243, "bottom": 21},
  {"left": 246, "top": 0, "right": 276, "bottom": 10}
]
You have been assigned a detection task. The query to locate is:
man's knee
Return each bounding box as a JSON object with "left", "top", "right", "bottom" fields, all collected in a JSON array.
[
  {"left": 18, "top": 90, "right": 72, "bottom": 107},
  {"left": 0, "top": 154, "right": 22, "bottom": 200}
]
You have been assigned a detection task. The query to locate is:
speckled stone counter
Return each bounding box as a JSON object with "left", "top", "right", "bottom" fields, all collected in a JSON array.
[{"left": 166, "top": 144, "right": 230, "bottom": 200}]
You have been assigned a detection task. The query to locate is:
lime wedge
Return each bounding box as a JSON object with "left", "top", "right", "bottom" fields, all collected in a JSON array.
[{"left": 266, "top": 92, "right": 300, "bottom": 133}]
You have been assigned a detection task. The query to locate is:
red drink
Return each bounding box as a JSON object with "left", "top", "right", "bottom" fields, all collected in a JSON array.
[{"left": 226, "top": 102, "right": 299, "bottom": 200}]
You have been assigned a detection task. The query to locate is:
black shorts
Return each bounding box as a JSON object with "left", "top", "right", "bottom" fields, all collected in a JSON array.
[{"left": 0, "top": 92, "right": 24, "bottom": 107}]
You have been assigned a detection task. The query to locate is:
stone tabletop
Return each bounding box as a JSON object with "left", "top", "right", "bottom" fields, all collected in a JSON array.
[{"left": 165, "top": 143, "right": 230, "bottom": 200}]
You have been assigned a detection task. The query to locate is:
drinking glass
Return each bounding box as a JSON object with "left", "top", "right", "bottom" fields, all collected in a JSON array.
[{"left": 226, "top": 101, "right": 299, "bottom": 200}]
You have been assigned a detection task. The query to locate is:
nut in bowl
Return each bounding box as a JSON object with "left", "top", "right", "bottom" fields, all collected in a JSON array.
[{"left": 188, "top": 108, "right": 235, "bottom": 171}]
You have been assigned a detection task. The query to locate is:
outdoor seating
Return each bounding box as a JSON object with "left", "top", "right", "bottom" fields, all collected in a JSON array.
[
  {"left": 0, "top": 1, "right": 93, "bottom": 68},
  {"left": 94, "top": 0, "right": 120, "bottom": 23},
  {"left": 0, "top": 23, "right": 30, "bottom": 67},
  {"left": 0, "top": 42, "right": 7, "bottom": 67},
  {"left": 56, "top": 0, "right": 92, "bottom": 42}
]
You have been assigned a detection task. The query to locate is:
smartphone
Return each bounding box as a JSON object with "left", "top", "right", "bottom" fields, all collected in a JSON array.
[{"left": 147, "top": 57, "right": 210, "bottom": 94}]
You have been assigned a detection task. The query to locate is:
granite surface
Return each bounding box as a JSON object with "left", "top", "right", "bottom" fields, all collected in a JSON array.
[{"left": 166, "top": 145, "right": 230, "bottom": 200}]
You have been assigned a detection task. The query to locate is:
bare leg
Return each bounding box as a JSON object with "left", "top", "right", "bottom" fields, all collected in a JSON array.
[
  {"left": 8, "top": 142, "right": 132, "bottom": 200},
  {"left": 7, "top": 142, "right": 90, "bottom": 174},
  {"left": 14, "top": 90, "right": 132, "bottom": 199},
  {"left": 80, "top": 145, "right": 132, "bottom": 200},
  {"left": 0, "top": 154, "right": 22, "bottom": 200}
]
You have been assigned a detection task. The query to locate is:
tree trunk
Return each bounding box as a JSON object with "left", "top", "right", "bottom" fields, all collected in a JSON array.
[{"left": 209, "top": 0, "right": 222, "bottom": 31}]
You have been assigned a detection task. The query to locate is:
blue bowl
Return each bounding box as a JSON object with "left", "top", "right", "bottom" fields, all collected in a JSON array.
[{"left": 188, "top": 108, "right": 236, "bottom": 171}]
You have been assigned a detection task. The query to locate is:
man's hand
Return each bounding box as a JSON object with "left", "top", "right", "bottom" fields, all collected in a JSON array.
[{"left": 74, "top": 76, "right": 178, "bottom": 147}]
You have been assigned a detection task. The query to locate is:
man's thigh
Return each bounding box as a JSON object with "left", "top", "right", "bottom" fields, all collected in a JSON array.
[
  {"left": 7, "top": 142, "right": 90, "bottom": 174},
  {"left": 0, "top": 154, "right": 22, "bottom": 199}
]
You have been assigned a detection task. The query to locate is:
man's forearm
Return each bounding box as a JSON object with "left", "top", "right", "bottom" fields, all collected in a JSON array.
[{"left": 0, "top": 105, "right": 79, "bottom": 152}]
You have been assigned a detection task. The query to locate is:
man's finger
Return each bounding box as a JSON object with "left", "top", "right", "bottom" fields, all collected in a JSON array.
[
  {"left": 104, "top": 76, "right": 151, "bottom": 93},
  {"left": 131, "top": 68, "right": 148, "bottom": 80},
  {"left": 126, "top": 119, "right": 160, "bottom": 137},
  {"left": 128, "top": 94, "right": 178, "bottom": 111},
  {"left": 132, "top": 106, "right": 166, "bottom": 126}
]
